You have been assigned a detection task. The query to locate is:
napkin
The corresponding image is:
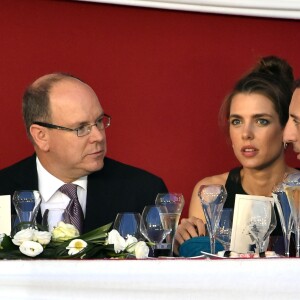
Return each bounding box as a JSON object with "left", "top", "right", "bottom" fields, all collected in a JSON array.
[{"left": 179, "top": 236, "right": 223, "bottom": 257}]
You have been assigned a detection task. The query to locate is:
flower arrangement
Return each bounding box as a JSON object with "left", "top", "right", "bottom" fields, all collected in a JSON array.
[{"left": 0, "top": 222, "right": 149, "bottom": 259}]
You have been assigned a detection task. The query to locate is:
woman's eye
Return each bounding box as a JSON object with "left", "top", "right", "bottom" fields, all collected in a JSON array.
[
  {"left": 257, "top": 119, "right": 270, "bottom": 126},
  {"left": 230, "top": 119, "right": 241, "bottom": 125}
]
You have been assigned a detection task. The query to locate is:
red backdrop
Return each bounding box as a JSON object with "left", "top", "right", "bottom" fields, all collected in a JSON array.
[{"left": 1, "top": 0, "right": 300, "bottom": 217}]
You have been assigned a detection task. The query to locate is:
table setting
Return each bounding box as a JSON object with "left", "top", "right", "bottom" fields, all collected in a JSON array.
[
  {"left": 0, "top": 191, "right": 187, "bottom": 260},
  {"left": 2, "top": 175, "right": 300, "bottom": 261},
  {"left": 179, "top": 176, "right": 300, "bottom": 259},
  {"left": 2, "top": 187, "right": 300, "bottom": 299}
]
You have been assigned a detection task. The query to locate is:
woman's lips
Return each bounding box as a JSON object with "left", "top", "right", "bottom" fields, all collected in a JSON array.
[{"left": 241, "top": 146, "right": 258, "bottom": 157}]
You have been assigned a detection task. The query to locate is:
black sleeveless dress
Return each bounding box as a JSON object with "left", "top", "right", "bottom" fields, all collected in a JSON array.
[
  {"left": 223, "top": 167, "right": 293, "bottom": 255},
  {"left": 224, "top": 167, "right": 246, "bottom": 209}
]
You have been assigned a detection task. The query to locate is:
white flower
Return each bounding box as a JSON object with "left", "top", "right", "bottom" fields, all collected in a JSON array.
[
  {"left": 107, "top": 229, "right": 126, "bottom": 253},
  {"left": 134, "top": 241, "right": 149, "bottom": 259},
  {"left": 66, "top": 239, "right": 88, "bottom": 255},
  {"left": 33, "top": 230, "right": 52, "bottom": 245},
  {"left": 52, "top": 221, "right": 79, "bottom": 242},
  {"left": 19, "top": 241, "right": 43, "bottom": 257},
  {"left": 12, "top": 228, "right": 35, "bottom": 246},
  {"left": 125, "top": 235, "right": 138, "bottom": 253}
]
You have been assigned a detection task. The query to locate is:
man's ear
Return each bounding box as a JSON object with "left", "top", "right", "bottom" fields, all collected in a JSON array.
[{"left": 30, "top": 125, "right": 50, "bottom": 151}]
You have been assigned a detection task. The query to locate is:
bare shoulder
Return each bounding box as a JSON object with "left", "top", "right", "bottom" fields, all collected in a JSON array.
[{"left": 193, "top": 172, "right": 229, "bottom": 190}]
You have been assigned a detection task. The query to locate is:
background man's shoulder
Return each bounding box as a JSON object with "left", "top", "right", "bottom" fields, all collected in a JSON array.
[
  {"left": 90, "top": 157, "right": 168, "bottom": 190},
  {"left": 0, "top": 155, "right": 38, "bottom": 195},
  {"left": 0, "top": 155, "right": 36, "bottom": 175}
]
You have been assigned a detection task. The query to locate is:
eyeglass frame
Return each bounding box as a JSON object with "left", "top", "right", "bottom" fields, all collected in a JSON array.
[{"left": 32, "top": 114, "right": 111, "bottom": 137}]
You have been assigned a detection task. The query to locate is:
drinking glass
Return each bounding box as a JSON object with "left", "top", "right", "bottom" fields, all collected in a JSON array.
[
  {"left": 42, "top": 208, "right": 65, "bottom": 232},
  {"left": 272, "top": 182, "right": 294, "bottom": 257},
  {"left": 283, "top": 172, "right": 300, "bottom": 257},
  {"left": 140, "top": 205, "right": 171, "bottom": 255},
  {"left": 216, "top": 208, "right": 233, "bottom": 251},
  {"left": 247, "top": 198, "right": 277, "bottom": 255},
  {"left": 113, "top": 212, "right": 142, "bottom": 240},
  {"left": 155, "top": 193, "right": 184, "bottom": 255},
  {"left": 198, "top": 184, "right": 227, "bottom": 254},
  {"left": 12, "top": 190, "right": 42, "bottom": 232}
]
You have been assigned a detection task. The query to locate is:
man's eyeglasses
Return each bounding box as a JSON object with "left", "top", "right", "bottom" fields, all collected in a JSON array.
[{"left": 32, "top": 114, "right": 111, "bottom": 137}]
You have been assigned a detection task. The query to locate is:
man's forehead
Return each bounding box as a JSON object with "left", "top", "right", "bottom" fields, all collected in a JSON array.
[
  {"left": 290, "top": 89, "right": 300, "bottom": 115},
  {"left": 50, "top": 78, "right": 94, "bottom": 101},
  {"left": 49, "top": 79, "right": 102, "bottom": 114},
  {"left": 293, "top": 88, "right": 300, "bottom": 98},
  {"left": 291, "top": 89, "right": 300, "bottom": 105}
]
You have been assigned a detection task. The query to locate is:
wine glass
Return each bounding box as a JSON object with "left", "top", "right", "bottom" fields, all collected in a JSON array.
[
  {"left": 216, "top": 208, "right": 233, "bottom": 251},
  {"left": 42, "top": 208, "right": 65, "bottom": 232},
  {"left": 272, "top": 182, "right": 294, "bottom": 257},
  {"left": 247, "top": 198, "right": 277, "bottom": 255},
  {"left": 198, "top": 184, "right": 227, "bottom": 254},
  {"left": 140, "top": 205, "right": 171, "bottom": 256},
  {"left": 155, "top": 193, "right": 184, "bottom": 255},
  {"left": 283, "top": 172, "right": 300, "bottom": 257},
  {"left": 113, "top": 212, "right": 142, "bottom": 240},
  {"left": 12, "top": 190, "right": 42, "bottom": 232}
]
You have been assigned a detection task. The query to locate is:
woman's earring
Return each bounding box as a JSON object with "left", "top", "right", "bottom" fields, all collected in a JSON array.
[{"left": 283, "top": 142, "right": 288, "bottom": 150}]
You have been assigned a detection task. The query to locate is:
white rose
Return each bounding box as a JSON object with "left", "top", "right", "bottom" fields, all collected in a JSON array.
[
  {"left": 107, "top": 229, "right": 126, "bottom": 253},
  {"left": 125, "top": 235, "right": 138, "bottom": 253},
  {"left": 66, "top": 239, "right": 88, "bottom": 255},
  {"left": 52, "top": 221, "right": 79, "bottom": 242},
  {"left": 134, "top": 241, "right": 149, "bottom": 259},
  {"left": 12, "top": 228, "right": 35, "bottom": 246},
  {"left": 19, "top": 241, "right": 43, "bottom": 257},
  {"left": 33, "top": 230, "right": 52, "bottom": 245}
]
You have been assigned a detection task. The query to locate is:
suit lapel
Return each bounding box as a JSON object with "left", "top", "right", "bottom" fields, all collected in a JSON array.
[{"left": 83, "top": 171, "right": 105, "bottom": 232}]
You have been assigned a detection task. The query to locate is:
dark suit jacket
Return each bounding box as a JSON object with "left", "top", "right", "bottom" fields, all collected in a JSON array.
[{"left": 0, "top": 155, "right": 168, "bottom": 233}]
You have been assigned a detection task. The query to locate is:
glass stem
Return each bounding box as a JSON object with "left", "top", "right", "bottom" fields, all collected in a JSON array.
[
  {"left": 283, "top": 232, "right": 291, "bottom": 257},
  {"left": 151, "top": 245, "right": 156, "bottom": 258},
  {"left": 210, "top": 236, "right": 216, "bottom": 254},
  {"left": 170, "top": 239, "right": 175, "bottom": 257},
  {"left": 296, "top": 228, "right": 300, "bottom": 258},
  {"left": 259, "top": 242, "right": 265, "bottom": 254},
  {"left": 165, "top": 232, "right": 174, "bottom": 257}
]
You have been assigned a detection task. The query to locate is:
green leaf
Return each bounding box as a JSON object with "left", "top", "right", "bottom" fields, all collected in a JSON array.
[
  {"left": 78, "top": 222, "right": 112, "bottom": 242},
  {"left": 1, "top": 235, "right": 18, "bottom": 250}
]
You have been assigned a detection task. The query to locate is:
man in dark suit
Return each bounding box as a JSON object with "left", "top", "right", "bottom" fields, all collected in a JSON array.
[
  {"left": 284, "top": 80, "right": 300, "bottom": 155},
  {"left": 0, "top": 73, "right": 167, "bottom": 233}
]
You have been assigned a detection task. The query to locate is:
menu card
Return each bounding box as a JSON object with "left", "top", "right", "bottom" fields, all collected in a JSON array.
[
  {"left": 230, "top": 194, "right": 273, "bottom": 253},
  {"left": 0, "top": 195, "right": 11, "bottom": 235}
]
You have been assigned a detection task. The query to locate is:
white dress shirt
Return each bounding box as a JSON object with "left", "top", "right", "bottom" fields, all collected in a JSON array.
[{"left": 36, "top": 157, "right": 87, "bottom": 222}]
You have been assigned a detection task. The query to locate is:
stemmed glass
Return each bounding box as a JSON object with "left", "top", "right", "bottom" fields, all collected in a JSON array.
[
  {"left": 140, "top": 205, "right": 171, "bottom": 256},
  {"left": 12, "top": 190, "right": 42, "bottom": 232},
  {"left": 113, "top": 212, "right": 142, "bottom": 240},
  {"left": 155, "top": 193, "right": 184, "bottom": 255},
  {"left": 272, "top": 182, "right": 294, "bottom": 257},
  {"left": 216, "top": 208, "right": 233, "bottom": 251},
  {"left": 198, "top": 184, "right": 227, "bottom": 254},
  {"left": 42, "top": 208, "right": 65, "bottom": 232},
  {"left": 283, "top": 172, "right": 300, "bottom": 257},
  {"left": 247, "top": 198, "right": 277, "bottom": 255}
]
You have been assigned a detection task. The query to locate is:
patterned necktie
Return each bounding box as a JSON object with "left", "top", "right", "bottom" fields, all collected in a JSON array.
[{"left": 59, "top": 183, "right": 84, "bottom": 234}]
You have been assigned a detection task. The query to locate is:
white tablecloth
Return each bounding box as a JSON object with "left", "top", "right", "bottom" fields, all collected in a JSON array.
[{"left": 1, "top": 258, "right": 299, "bottom": 299}]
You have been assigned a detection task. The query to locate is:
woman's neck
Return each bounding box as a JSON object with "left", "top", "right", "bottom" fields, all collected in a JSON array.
[{"left": 240, "top": 163, "right": 294, "bottom": 197}]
